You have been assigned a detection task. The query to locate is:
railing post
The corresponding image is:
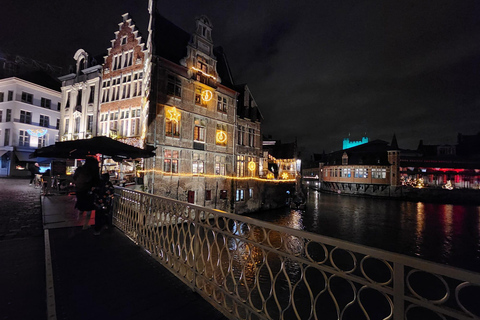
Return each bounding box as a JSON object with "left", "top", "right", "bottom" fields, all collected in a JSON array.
[
  {"left": 393, "top": 262, "right": 405, "bottom": 320},
  {"left": 192, "top": 208, "right": 200, "bottom": 292},
  {"left": 137, "top": 193, "right": 145, "bottom": 244}
]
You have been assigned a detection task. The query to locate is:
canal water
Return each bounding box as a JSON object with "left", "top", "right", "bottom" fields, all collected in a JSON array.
[{"left": 248, "top": 190, "right": 480, "bottom": 272}]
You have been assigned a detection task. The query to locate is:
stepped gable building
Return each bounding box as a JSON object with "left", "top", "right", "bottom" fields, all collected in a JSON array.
[
  {"left": 59, "top": 49, "right": 102, "bottom": 141},
  {"left": 0, "top": 70, "right": 61, "bottom": 176},
  {"left": 99, "top": 13, "right": 147, "bottom": 148}
]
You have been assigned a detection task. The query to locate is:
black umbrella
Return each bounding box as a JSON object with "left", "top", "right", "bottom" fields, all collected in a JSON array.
[{"left": 31, "top": 136, "right": 155, "bottom": 160}]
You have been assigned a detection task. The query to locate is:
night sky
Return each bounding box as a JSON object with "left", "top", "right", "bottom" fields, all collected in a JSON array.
[{"left": 2, "top": 0, "right": 479, "bottom": 155}]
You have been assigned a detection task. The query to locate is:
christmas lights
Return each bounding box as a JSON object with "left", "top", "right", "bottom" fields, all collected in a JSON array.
[
  {"left": 137, "top": 168, "right": 295, "bottom": 182},
  {"left": 248, "top": 161, "right": 256, "bottom": 172},
  {"left": 216, "top": 130, "right": 227, "bottom": 144},
  {"left": 27, "top": 129, "right": 48, "bottom": 137},
  {"left": 191, "top": 67, "right": 216, "bottom": 80},
  {"left": 201, "top": 90, "right": 213, "bottom": 102},
  {"left": 166, "top": 106, "right": 181, "bottom": 123}
]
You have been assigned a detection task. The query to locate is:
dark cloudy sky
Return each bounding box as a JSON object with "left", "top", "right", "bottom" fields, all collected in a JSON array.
[{"left": 2, "top": 0, "right": 479, "bottom": 154}]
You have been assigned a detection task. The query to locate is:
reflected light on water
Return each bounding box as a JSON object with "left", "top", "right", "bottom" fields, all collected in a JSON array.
[{"left": 415, "top": 202, "right": 425, "bottom": 257}]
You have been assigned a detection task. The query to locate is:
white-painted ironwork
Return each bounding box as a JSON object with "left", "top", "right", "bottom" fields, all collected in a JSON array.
[{"left": 113, "top": 188, "right": 480, "bottom": 320}]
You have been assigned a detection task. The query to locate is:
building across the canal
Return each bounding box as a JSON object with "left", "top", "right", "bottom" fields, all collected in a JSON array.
[{"left": 317, "top": 134, "right": 480, "bottom": 203}]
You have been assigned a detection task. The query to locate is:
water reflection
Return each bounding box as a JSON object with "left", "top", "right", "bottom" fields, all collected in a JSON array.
[{"left": 248, "top": 190, "right": 480, "bottom": 272}]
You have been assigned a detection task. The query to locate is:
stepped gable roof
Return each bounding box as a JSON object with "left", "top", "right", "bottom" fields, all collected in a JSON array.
[
  {"left": 323, "top": 140, "right": 391, "bottom": 166},
  {"left": 16, "top": 70, "right": 61, "bottom": 91}
]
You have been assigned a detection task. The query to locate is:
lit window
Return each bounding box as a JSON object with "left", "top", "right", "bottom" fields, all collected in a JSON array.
[
  {"left": 163, "top": 149, "right": 179, "bottom": 173},
  {"left": 19, "top": 130, "right": 30, "bottom": 147},
  {"left": 192, "top": 153, "right": 205, "bottom": 174},
  {"left": 165, "top": 106, "right": 180, "bottom": 138},
  {"left": 216, "top": 123, "right": 227, "bottom": 146},
  {"left": 215, "top": 155, "right": 226, "bottom": 176},
  {"left": 235, "top": 189, "right": 245, "bottom": 202},
  {"left": 194, "top": 118, "right": 205, "bottom": 142}
]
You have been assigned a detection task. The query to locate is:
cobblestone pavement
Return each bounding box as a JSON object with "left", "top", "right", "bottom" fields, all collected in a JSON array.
[{"left": 0, "top": 177, "right": 43, "bottom": 240}]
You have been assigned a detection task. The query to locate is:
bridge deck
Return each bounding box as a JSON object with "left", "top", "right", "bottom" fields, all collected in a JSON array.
[{"left": 44, "top": 195, "right": 227, "bottom": 320}]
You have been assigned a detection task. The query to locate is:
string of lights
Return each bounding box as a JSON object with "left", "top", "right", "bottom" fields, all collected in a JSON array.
[{"left": 137, "top": 168, "right": 296, "bottom": 183}]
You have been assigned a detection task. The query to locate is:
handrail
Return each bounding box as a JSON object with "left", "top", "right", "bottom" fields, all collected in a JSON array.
[{"left": 113, "top": 187, "right": 480, "bottom": 320}]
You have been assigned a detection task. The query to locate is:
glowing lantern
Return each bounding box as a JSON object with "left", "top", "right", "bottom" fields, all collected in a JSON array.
[
  {"left": 216, "top": 130, "right": 227, "bottom": 144},
  {"left": 248, "top": 161, "right": 256, "bottom": 172},
  {"left": 201, "top": 90, "right": 213, "bottom": 102}
]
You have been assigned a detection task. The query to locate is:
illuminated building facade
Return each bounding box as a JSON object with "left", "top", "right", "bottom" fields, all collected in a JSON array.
[
  {"left": 320, "top": 139, "right": 402, "bottom": 196},
  {"left": 98, "top": 13, "right": 147, "bottom": 148},
  {"left": 234, "top": 84, "right": 263, "bottom": 212},
  {"left": 59, "top": 49, "right": 102, "bottom": 141},
  {"left": 0, "top": 75, "right": 61, "bottom": 176},
  {"left": 343, "top": 136, "right": 369, "bottom": 150},
  {"left": 143, "top": 13, "right": 239, "bottom": 211}
]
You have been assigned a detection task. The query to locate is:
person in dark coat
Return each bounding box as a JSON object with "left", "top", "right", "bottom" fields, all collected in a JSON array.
[
  {"left": 73, "top": 157, "right": 100, "bottom": 230},
  {"left": 29, "top": 163, "right": 40, "bottom": 185}
]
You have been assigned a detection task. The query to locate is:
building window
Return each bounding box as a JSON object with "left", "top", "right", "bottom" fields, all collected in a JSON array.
[
  {"left": 248, "top": 128, "right": 255, "bottom": 147},
  {"left": 216, "top": 123, "right": 227, "bottom": 146},
  {"left": 64, "top": 118, "right": 69, "bottom": 135},
  {"left": 56, "top": 119, "right": 60, "bottom": 130},
  {"left": 4, "top": 128, "right": 10, "bottom": 145},
  {"left": 76, "top": 89, "right": 82, "bottom": 106},
  {"left": 57, "top": 102, "right": 61, "bottom": 111},
  {"left": 7, "top": 91, "right": 13, "bottom": 101},
  {"left": 167, "top": 75, "right": 182, "bottom": 98},
  {"left": 132, "top": 72, "right": 142, "bottom": 97},
  {"left": 220, "top": 190, "right": 227, "bottom": 199},
  {"left": 6, "top": 109, "right": 11, "bottom": 122},
  {"left": 237, "top": 155, "right": 245, "bottom": 177},
  {"left": 165, "top": 106, "right": 180, "bottom": 138},
  {"left": 87, "top": 115, "right": 93, "bottom": 133},
  {"left": 192, "top": 153, "right": 205, "bottom": 174},
  {"left": 19, "top": 130, "right": 29, "bottom": 147},
  {"left": 20, "top": 110, "right": 32, "bottom": 124},
  {"left": 102, "top": 80, "right": 110, "bottom": 103},
  {"left": 217, "top": 96, "right": 227, "bottom": 113},
  {"left": 372, "top": 168, "right": 386, "bottom": 179},
  {"left": 205, "top": 190, "right": 212, "bottom": 201},
  {"left": 215, "top": 155, "right": 226, "bottom": 175},
  {"left": 249, "top": 188, "right": 254, "bottom": 198},
  {"left": 38, "top": 135, "right": 47, "bottom": 148},
  {"left": 0, "top": 92, "right": 4, "bottom": 102},
  {"left": 195, "top": 87, "right": 207, "bottom": 106},
  {"left": 121, "top": 75, "right": 131, "bottom": 99},
  {"left": 194, "top": 118, "right": 205, "bottom": 142},
  {"left": 235, "top": 189, "right": 245, "bottom": 202},
  {"left": 41, "top": 98, "right": 51, "bottom": 109},
  {"left": 0, "top": 110, "right": 2, "bottom": 122},
  {"left": 39, "top": 115, "right": 49, "bottom": 128},
  {"left": 121, "top": 36, "right": 127, "bottom": 45},
  {"left": 21, "top": 92, "right": 33, "bottom": 104},
  {"left": 74, "top": 116, "right": 81, "bottom": 134},
  {"left": 196, "top": 55, "right": 208, "bottom": 73},
  {"left": 163, "top": 149, "right": 179, "bottom": 173},
  {"left": 130, "top": 108, "right": 141, "bottom": 136},
  {"left": 237, "top": 125, "right": 245, "bottom": 145},
  {"left": 88, "top": 86, "right": 95, "bottom": 104}
]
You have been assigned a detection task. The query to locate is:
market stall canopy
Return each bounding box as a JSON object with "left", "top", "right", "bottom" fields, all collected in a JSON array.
[{"left": 30, "top": 137, "right": 155, "bottom": 160}]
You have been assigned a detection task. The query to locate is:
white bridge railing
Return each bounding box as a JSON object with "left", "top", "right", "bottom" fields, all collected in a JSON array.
[{"left": 113, "top": 187, "right": 480, "bottom": 320}]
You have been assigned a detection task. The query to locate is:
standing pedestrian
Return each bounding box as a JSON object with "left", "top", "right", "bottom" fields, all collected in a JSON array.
[
  {"left": 29, "top": 163, "right": 40, "bottom": 185},
  {"left": 73, "top": 157, "right": 100, "bottom": 230}
]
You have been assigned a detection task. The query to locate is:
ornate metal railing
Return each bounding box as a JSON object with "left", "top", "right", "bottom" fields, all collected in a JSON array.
[{"left": 113, "top": 188, "right": 480, "bottom": 320}]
